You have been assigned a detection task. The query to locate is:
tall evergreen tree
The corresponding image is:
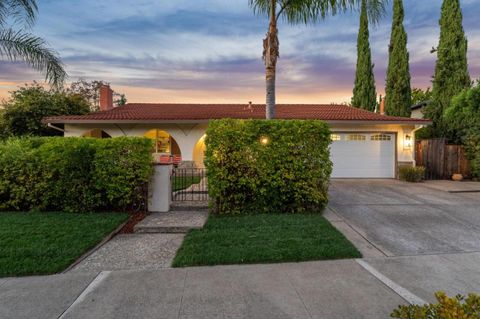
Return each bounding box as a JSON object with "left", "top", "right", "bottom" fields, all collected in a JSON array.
[
  {"left": 426, "top": 0, "right": 470, "bottom": 136},
  {"left": 385, "top": 0, "right": 411, "bottom": 117},
  {"left": 352, "top": 0, "right": 377, "bottom": 111}
]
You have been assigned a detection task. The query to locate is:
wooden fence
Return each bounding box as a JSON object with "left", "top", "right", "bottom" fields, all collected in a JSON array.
[{"left": 415, "top": 138, "right": 471, "bottom": 180}]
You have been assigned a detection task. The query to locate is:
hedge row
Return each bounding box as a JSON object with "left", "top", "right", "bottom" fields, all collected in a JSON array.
[
  {"left": 205, "top": 119, "right": 332, "bottom": 214},
  {"left": 0, "top": 137, "right": 153, "bottom": 212}
]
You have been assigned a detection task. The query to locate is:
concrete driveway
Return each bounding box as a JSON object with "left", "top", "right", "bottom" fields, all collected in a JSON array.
[{"left": 328, "top": 179, "right": 480, "bottom": 257}]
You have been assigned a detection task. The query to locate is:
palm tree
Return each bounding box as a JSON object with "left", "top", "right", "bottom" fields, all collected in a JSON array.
[
  {"left": 0, "top": 0, "right": 66, "bottom": 88},
  {"left": 249, "top": 0, "right": 386, "bottom": 119}
]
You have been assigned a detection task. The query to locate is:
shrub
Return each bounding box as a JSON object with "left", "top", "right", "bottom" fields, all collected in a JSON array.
[
  {"left": 205, "top": 119, "right": 332, "bottom": 215},
  {"left": 391, "top": 291, "right": 480, "bottom": 319},
  {"left": 464, "top": 129, "right": 480, "bottom": 179},
  {"left": 399, "top": 166, "right": 425, "bottom": 182},
  {"left": 444, "top": 83, "right": 480, "bottom": 178},
  {"left": 0, "top": 137, "right": 153, "bottom": 212}
]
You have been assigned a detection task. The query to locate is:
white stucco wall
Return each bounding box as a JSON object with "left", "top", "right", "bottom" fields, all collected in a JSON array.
[
  {"left": 65, "top": 123, "right": 208, "bottom": 163},
  {"left": 64, "top": 122, "right": 418, "bottom": 167}
]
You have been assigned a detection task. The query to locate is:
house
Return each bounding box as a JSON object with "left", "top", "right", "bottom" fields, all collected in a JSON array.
[
  {"left": 44, "top": 85, "right": 431, "bottom": 179},
  {"left": 411, "top": 101, "right": 430, "bottom": 119}
]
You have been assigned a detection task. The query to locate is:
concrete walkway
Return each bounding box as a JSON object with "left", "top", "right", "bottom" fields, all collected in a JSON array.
[
  {"left": 134, "top": 211, "right": 209, "bottom": 233},
  {"left": 2, "top": 253, "right": 480, "bottom": 319},
  {"left": 69, "top": 211, "right": 208, "bottom": 273}
]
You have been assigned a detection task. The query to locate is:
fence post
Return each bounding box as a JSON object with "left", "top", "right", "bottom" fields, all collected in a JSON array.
[{"left": 148, "top": 162, "right": 173, "bottom": 213}]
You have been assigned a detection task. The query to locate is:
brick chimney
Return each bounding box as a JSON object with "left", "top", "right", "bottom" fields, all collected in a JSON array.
[
  {"left": 99, "top": 84, "right": 113, "bottom": 111},
  {"left": 379, "top": 96, "right": 386, "bottom": 115}
]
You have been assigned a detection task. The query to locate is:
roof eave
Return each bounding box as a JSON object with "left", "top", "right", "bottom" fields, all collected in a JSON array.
[{"left": 44, "top": 118, "right": 432, "bottom": 125}]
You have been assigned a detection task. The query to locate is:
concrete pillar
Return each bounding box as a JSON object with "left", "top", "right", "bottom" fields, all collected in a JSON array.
[{"left": 148, "top": 164, "right": 173, "bottom": 213}]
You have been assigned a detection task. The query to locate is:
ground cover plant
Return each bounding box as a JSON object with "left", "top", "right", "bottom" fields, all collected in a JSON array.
[
  {"left": 172, "top": 213, "right": 361, "bottom": 267},
  {"left": 0, "top": 212, "right": 128, "bottom": 277}
]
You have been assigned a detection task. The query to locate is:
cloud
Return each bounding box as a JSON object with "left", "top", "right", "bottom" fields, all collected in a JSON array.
[{"left": 1, "top": 0, "right": 479, "bottom": 103}]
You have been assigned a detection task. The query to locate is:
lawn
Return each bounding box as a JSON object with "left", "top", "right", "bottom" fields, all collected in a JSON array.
[
  {"left": 172, "top": 213, "right": 361, "bottom": 267},
  {"left": 0, "top": 212, "right": 128, "bottom": 277},
  {"left": 172, "top": 175, "right": 201, "bottom": 191}
]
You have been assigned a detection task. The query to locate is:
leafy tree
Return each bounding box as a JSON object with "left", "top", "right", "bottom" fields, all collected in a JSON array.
[
  {"left": 249, "top": 0, "right": 386, "bottom": 119},
  {"left": 0, "top": 83, "right": 90, "bottom": 138},
  {"left": 425, "top": 0, "right": 471, "bottom": 136},
  {"left": 411, "top": 87, "right": 432, "bottom": 106},
  {"left": 68, "top": 79, "right": 127, "bottom": 111},
  {"left": 114, "top": 93, "right": 127, "bottom": 107},
  {"left": 444, "top": 82, "right": 480, "bottom": 177},
  {"left": 385, "top": 0, "right": 411, "bottom": 117},
  {"left": 444, "top": 82, "right": 480, "bottom": 142},
  {"left": 0, "top": 0, "right": 66, "bottom": 88},
  {"left": 352, "top": 0, "right": 377, "bottom": 111}
]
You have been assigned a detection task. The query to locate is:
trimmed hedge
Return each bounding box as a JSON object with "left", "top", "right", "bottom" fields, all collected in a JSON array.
[
  {"left": 398, "top": 166, "right": 425, "bottom": 183},
  {"left": 0, "top": 137, "right": 153, "bottom": 212},
  {"left": 205, "top": 119, "right": 332, "bottom": 214}
]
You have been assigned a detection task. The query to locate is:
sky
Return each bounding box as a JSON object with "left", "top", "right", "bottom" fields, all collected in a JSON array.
[{"left": 0, "top": 0, "right": 479, "bottom": 104}]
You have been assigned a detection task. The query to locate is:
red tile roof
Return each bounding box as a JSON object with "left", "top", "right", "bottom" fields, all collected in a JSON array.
[{"left": 44, "top": 103, "right": 431, "bottom": 124}]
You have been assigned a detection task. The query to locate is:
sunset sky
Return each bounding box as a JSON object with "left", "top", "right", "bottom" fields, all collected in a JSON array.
[{"left": 1, "top": 0, "right": 479, "bottom": 104}]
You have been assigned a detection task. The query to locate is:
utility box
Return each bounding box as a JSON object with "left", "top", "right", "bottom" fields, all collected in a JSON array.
[{"left": 148, "top": 162, "right": 173, "bottom": 213}]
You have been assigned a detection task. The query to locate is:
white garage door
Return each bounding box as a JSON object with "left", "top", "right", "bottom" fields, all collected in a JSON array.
[{"left": 330, "top": 133, "right": 396, "bottom": 178}]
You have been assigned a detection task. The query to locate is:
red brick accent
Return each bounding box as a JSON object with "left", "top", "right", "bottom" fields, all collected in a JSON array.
[
  {"left": 99, "top": 85, "right": 113, "bottom": 111},
  {"left": 379, "top": 97, "right": 385, "bottom": 115}
]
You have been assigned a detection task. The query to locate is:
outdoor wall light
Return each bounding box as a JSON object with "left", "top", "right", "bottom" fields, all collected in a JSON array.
[
  {"left": 404, "top": 134, "right": 412, "bottom": 150},
  {"left": 260, "top": 136, "right": 269, "bottom": 145}
]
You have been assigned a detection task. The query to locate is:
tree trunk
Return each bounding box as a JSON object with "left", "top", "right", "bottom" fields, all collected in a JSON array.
[
  {"left": 263, "top": 0, "right": 278, "bottom": 120},
  {"left": 266, "top": 65, "right": 275, "bottom": 119}
]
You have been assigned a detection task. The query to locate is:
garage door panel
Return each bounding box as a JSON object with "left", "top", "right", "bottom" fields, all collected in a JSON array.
[{"left": 330, "top": 133, "right": 395, "bottom": 178}]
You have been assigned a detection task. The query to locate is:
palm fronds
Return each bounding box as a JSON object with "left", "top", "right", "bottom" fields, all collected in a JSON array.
[
  {"left": 0, "top": 29, "right": 66, "bottom": 88},
  {"left": 0, "top": 0, "right": 38, "bottom": 28},
  {"left": 0, "top": 0, "right": 66, "bottom": 87},
  {"left": 248, "top": 0, "right": 387, "bottom": 24}
]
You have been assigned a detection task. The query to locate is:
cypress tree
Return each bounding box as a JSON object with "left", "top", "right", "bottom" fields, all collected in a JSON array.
[
  {"left": 352, "top": 0, "right": 377, "bottom": 112},
  {"left": 427, "top": 0, "right": 470, "bottom": 136},
  {"left": 385, "top": 0, "right": 411, "bottom": 117}
]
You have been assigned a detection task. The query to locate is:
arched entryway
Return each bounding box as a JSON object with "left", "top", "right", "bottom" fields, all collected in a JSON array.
[
  {"left": 82, "top": 129, "right": 111, "bottom": 138},
  {"left": 193, "top": 134, "right": 206, "bottom": 168},
  {"left": 144, "top": 129, "right": 181, "bottom": 156}
]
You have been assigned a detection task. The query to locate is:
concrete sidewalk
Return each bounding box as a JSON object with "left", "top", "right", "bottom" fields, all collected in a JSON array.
[{"left": 2, "top": 253, "right": 480, "bottom": 319}]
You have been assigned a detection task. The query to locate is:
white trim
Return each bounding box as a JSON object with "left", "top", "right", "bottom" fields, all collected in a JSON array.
[{"left": 45, "top": 119, "right": 431, "bottom": 125}]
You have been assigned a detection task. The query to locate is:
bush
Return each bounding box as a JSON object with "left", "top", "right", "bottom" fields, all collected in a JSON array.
[
  {"left": 398, "top": 166, "right": 425, "bottom": 182},
  {"left": 391, "top": 291, "right": 480, "bottom": 319},
  {"left": 444, "top": 83, "right": 480, "bottom": 178},
  {"left": 0, "top": 137, "right": 153, "bottom": 212},
  {"left": 205, "top": 119, "right": 332, "bottom": 214}
]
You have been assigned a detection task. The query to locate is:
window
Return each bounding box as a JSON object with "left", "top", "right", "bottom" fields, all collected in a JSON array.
[
  {"left": 144, "top": 129, "right": 171, "bottom": 153},
  {"left": 346, "top": 134, "right": 366, "bottom": 141},
  {"left": 371, "top": 134, "right": 392, "bottom": 141},
  {"left": 331, "top": 134, "right": 341, "bottom": 141}
]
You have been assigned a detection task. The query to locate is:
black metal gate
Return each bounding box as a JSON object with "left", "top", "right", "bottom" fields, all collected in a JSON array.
[{"left": 171, "top": 168, "right": 208, "bottom": 201}]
